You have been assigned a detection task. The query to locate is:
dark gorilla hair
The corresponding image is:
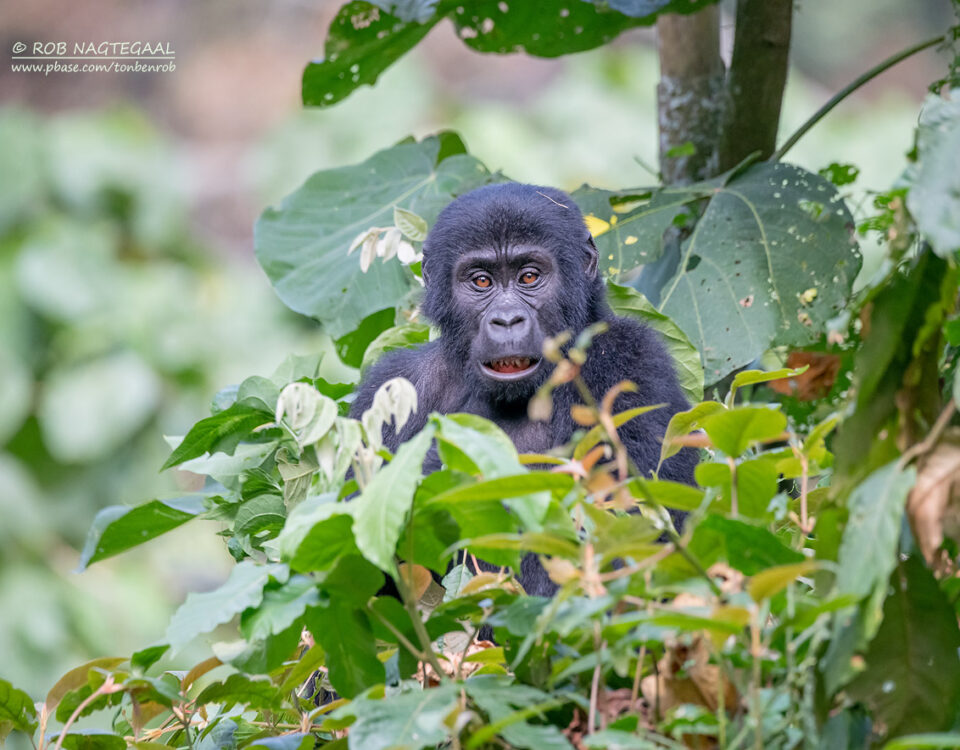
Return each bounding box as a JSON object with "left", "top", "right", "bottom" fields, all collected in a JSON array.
[{"left": 351, "top": 182, "right": 698, "bottom": 596}]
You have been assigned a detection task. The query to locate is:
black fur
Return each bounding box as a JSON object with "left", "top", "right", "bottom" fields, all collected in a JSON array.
[{"left": 351, "top": 183, "right": 697, "bottom": 597}]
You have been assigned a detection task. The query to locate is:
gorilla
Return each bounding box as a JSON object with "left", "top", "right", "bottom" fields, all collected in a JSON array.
[{"left": 351, "top": 182, "right": 697, "bottom": 595}]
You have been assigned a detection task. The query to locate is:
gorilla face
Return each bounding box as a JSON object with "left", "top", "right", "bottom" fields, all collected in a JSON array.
[
  {"left": 421, "top": 183, "right": 606, "bottom": 406},
  {"left": 451, "top": 244, "right": 560, "bottom": 399}
]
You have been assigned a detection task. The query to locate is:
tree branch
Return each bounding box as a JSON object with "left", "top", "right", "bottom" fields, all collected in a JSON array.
[{"left": 718, "top": 0, "right": 793, "bottom": 172}]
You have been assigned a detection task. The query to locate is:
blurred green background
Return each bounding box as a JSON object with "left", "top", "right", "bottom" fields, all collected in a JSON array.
[{"left": 0, "top": 0, "right": 951, "bottom": 696}]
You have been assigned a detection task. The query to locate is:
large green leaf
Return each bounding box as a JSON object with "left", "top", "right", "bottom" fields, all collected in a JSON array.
[
  {"left": 352, "top": 424, "right": 435, "bottom": 574},
  {"left": 332, "top": 683, "right": 458, "bottom": 749},
  {"left": 657, "top": 162, "right": 860, "bottom": 381},
  {"left": 239, "top": 576, "right": 319, "bottom": 641},
  {"left": 254, "top": 133, "right": 494, "bottom": 338},
  {"left": 304, "top": 604, "right": 384, "bottom": 699},
  {"left": 303, "top": 2, "right": 441, "bottom": 108},
  {"left": 303, "top": 1, "right": 719, "bottom": 108},
  {"left": 77, "top": 495, "right": 206, "bottom": 570},
  {"left": 906, "top": 93, "right": 960, "bottom": 258},
  {"left": 836, "top": 461, "right": 916, "bottom": 634},
  {"left": 848, "top": 557, "right": 960, "bottom": 739},
  {"left": 464, "top": 676, "right": 573, "bottom": 750},
  {"left": 606, "top": 282, "right": 703, "bottom": 402},
  {"left": 701, "top": 405, "right": 786, "bottom": 457},
  {"left": 166, "top": 562, "right": 288, "bottom": 650}
]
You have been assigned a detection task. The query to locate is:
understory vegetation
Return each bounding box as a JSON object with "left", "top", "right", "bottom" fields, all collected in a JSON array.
[{"left": 3, "top": 2, "right": 960, "bottom": 749}]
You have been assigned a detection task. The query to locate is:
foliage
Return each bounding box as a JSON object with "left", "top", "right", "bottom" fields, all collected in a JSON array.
[{"left": 7, "top": 7, "right": 960, "bottom": 750}]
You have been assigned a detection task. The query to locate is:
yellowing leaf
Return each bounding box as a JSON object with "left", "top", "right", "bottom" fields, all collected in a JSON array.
[
  {"left": 583, "top": 214, "right": 611, "bottom": 238},
  {"left": 748, "top": 561, "right": 818, "bottom": 601}
]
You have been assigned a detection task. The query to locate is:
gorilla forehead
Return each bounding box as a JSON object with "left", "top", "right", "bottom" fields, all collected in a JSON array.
[{"left": 423, "top": 183, "right": 592, "bottom": 273}]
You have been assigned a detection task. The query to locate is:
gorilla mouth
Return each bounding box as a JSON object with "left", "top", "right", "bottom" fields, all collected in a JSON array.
[{"left": 481, "top": 357, "right": 541, "bottom": 380}]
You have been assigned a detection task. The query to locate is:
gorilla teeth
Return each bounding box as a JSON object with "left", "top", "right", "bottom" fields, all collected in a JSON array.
[{"left": 490, "top": 357, "right": 532, "bottom": 373}]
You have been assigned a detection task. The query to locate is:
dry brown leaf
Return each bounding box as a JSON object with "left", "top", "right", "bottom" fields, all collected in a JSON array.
[
  {"left": 640, "top": 635, "right": 738, "bottom": 716},
  {"left": 907, "top": 433, "right": 960, "bottom": 574},
  {"left": 767, "top": 351, "right": 841, "bottom": 401},
  {"left": 398, "top": 563, "right": 434, "bottom": 600}
]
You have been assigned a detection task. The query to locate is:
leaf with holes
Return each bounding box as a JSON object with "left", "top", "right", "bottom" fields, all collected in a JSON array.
[
  {"left": 657, "top": 162, "right": 860, "bottom": 382},
  {"left": 255, "top": 133, "right": 495, "bottom": 338}
]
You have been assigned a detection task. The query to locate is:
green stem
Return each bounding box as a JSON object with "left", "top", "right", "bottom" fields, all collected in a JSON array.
[{"left": 775, "top": 34, "right": 945, "bottom": 160}]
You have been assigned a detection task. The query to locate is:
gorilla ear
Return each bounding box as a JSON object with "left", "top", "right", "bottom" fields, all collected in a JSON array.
[{"left": 584, "top": 236, "right": 599, "bottom": 277}]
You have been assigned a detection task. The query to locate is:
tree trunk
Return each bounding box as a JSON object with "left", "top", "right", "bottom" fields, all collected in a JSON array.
[
  {"left": 718, "top": 0, "right": 793, "bottom": 171},
  {"left": 655, "top": 7, "right": 726, "bottom": 185}
]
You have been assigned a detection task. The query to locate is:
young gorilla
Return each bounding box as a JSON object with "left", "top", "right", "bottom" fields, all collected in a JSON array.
[{"left": 351, "top": 182, "right": 697, "bottom": 595}]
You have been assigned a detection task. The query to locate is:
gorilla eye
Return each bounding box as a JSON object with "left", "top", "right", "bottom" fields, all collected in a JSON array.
[
  {"left": 519, "top": 270, "right": 540, "bottom": 285},
  {"left": 472, "top": 274, "right": 492, "bottom": 289}
]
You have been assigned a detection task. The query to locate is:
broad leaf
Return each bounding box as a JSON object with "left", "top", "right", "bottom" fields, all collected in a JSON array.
[
  {"left": 304, "top": 604, "right": 384, "bottom": 699},
  {"left": 78, "top": 495, "right": 206, "bottom": 570},
  {"left": 658, "top": 162, "right": 860, "bottom": 381},
  {"left": 836, "top": 461, "right": 916, "bottom": 635},
  {"left": 332, "top": 683, "right": 458, "bottom": 749},
  {"left": 906, "top": 94, "right": 960, "bottom": 257},
  {"left": 239, "top": 576, "right": 319, "bottom": 641},
  {"left": 701, "top": 406, "right": 786, "bottom": 457},
  {"left": 848, "top": 557, "right": 960, "bottom": 738},
  {"left": 255, "top": 133, "right": 494, "bottom": 337},
  {"left": 166, "top": 562, "right": 288, "bottom": 650}
]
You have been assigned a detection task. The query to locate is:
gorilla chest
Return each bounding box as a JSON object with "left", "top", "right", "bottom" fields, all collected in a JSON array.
[{"left": 496, "top": 415, "right": 555, "bottom": 454}]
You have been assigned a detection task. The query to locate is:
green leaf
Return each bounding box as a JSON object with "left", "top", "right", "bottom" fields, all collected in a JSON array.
[
  {"left": 352, "top": 424, "right": 435, "bottom": 574},
  {"left": 166, "top": 562, "right": 288, "bottom": 651},
  {"left": 687, "top": 515, "right": 803, "bottom": 576},
  {"left": 422, "top": 473, "right": 573, "bottom": 508},
  {"left": 394, "top": 205, "right": 428, "bottom": 241},
  {"left": 130, "top": 645, "right": 169, "bottom": 674},
  {"left": 748, "top": 561, "right": 818, "bottom": 602},
  {"left": 361, "top": 322, "right": 430, "bottom": 371},
  {"left": 883, "top": 735, "right": 960, "bottom": 750},
  {"left": 727, "top": 365, "right": 809, "bottom": 404},
  {"left": 606, "top": 283, "right": 703, "bottom": 402},
  {"left": 836, "top": 461, "right": 917, "bottom": 633},
  {"left": 304, "top": 604, "right": 384, "bottom": 699},
  {"left": 658, "top": 400, "right": 725, "bottom": 467},
  {"left": 463, "top": 676, "right": 573, "bottom": 750},
  {"left": 848, "top": 557, "right": 960, "bottom": 739},
  {"left": 223, "top": 620, "right": 303, "bottom": 675},
  {"left": 583, "top": 729, "right": 658, "bottom": 749},
  {"left": 906, "top": 94, "right": 960, "bottom": 257},
  {"left": 53, "top": 732, "right": 125, "bottom": 750},
  {"left": 239, "top": 576, "right": 319, "bottom": 641},
  {"left": 233, "top": 494, "right": 286, "bottom": 538},
  {"left": 658, "top": 162, "right": 861, "bottom": 382},
  {"left": 454, "top": 532, "right": 580, "bottom": 560},
  {"left": 629, "top": 479, "right": 704, "bottom": 511},
  {"left": 248, "top": 735, "right": 314, "bottom": 750},
  {"left": 77, "top": 495, "right": 205, "bottom": 570},
  {"left": 162, "top": 402, "right": 273, "bottom": 470},
  {"left": 332, "top": 683, "right": 458, "bottom": 749},
  {"left": 194, "top": 674, "right": 283, "bottom": 710},
  {"left": 303, "top": 2, "right": 442, "bottom": 107},
  {"left": 254, "top": 133, "right": 493, "bottom": 338},
  {"left": 701, "top": 406, "right": 786, "bottom": 457},
  {"left": 0, "top": 678, "right": 37, "bottom": 734},
  {"left": 434, "top": 415, "right": 550, "bottom": 532},
  {"left": 335, "top": 308, "right": 396, "bottom": 369}
]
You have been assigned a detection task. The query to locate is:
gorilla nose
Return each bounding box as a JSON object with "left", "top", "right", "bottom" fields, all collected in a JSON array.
[
  {"left": 491, "top": 313, "right": 525, "bottom": 328},
  {"left": 488, "top": 310, "right": 531, "bottom": 343}
]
